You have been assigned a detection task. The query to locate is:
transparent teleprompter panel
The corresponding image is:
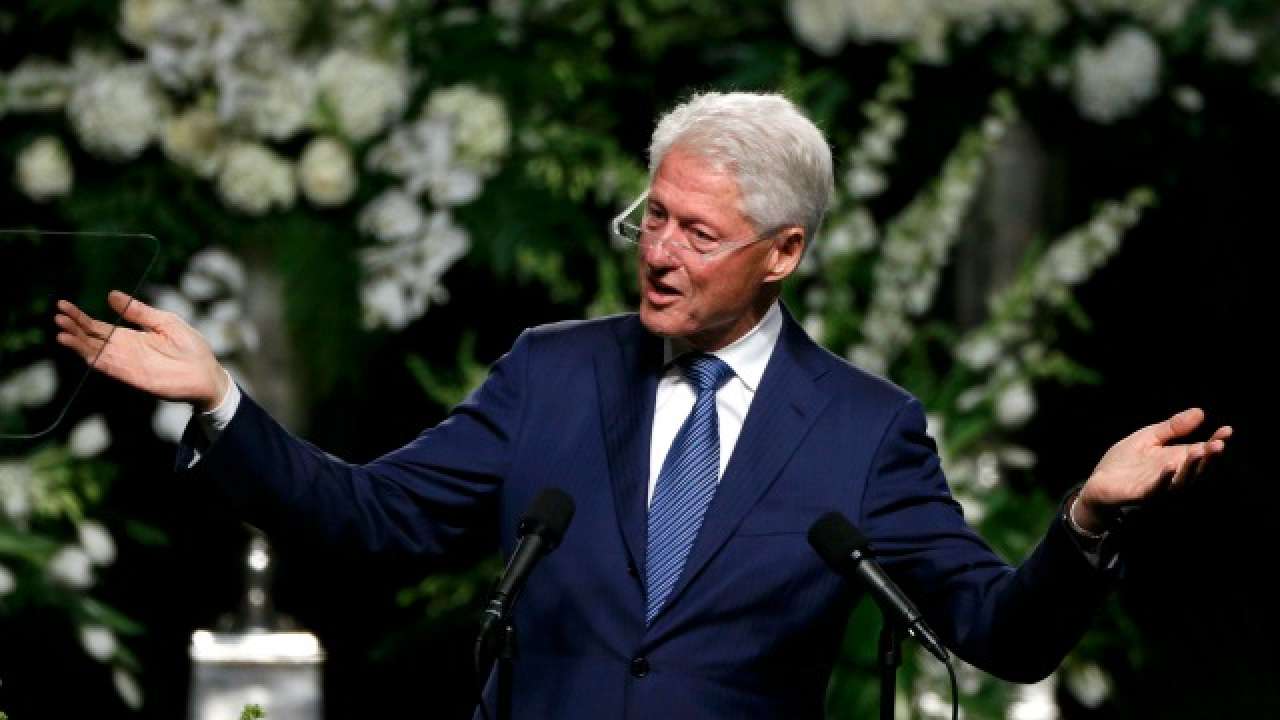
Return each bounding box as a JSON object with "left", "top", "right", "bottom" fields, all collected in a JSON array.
[{"left": 0, "top": 230, "right": 160, "bottom": 444}]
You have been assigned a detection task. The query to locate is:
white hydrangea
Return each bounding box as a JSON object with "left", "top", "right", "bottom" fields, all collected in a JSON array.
[
  {"left": 1072, "top": 28, "right": 1162, "bottom": 124},
  {"left": 47, "top": 545, "right": 94, "bottom": 589},
  {"left": 15, "top": 135, "right": 74, "bottom": 202},
  {"left": 80, "top": 624, "right": 117, "bottom": 662},
  {"left": 188, "top": 247, "right": 248, "bottom": 295},
  {"left": 118, "top": 0, "right": 185, "bottom": 47},
  {"left": 298, "top": 136, "right": 357, "bottom": 207},
  {"left": 216, "top": 141, "right": 295, "bottom": 215},
  {"left": 315, "top": 49, "right": 409, "bottom": 142},
  {"left": 956, "top": 333, "right": 1003, "bottom": 371},
  {"left": 1172, "top": 85, "right": 1203, "bottom": 113},
  {"left": 1072, "top": 0, "right": 1195, "bottom": 32},
  {"left": 243, "top": 0, "right": 310, "bottom": 42},
  {"left": 220, "top": 63, "right": 315, "bottom": 142},
  {"left": 1007, "top": 676, "right": 1059, "bottom": 720},
  {"left": 162, "top": 105, "right": 226, "bottom": 178},
  {"left": 0, "top": 360, "right": 59, "bottom": 411},
  {"left": 144, "top": 2, "right": 260, "bottom": 91},
  {"left": 68, "top": 415, "right": 111, "bottom": 459},
  {"left": 67, "top": 64, "right": 169, "bottom": 161},
  {"left": 78, "top": 520, "right": 117, "bottom": 566},
  {"left": 358, "top": 189, "right": 428, "bottom": 242},
  {"left": 425, "top": 84, "right": 512, "bottom": 173},
  {"left": 3, "top": 58, "right": 76, "bottom": 112}
]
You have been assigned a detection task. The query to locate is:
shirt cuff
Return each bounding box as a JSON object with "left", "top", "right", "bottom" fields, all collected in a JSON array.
[{"left": 186, "top": 370, "right": 241, "bottom": 467}]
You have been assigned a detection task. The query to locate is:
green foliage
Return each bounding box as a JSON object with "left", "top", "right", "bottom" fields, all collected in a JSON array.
[{"left": 239, "top": 704, "right": 265, "bottom": 720}]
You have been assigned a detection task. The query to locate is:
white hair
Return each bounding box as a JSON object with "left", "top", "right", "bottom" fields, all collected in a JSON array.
[{"left": 648, "top": 91, "right": 834, "bottom": 242}]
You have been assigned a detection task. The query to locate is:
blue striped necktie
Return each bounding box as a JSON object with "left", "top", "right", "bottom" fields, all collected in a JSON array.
[{"left": 645, "top": 352, "right": 734, "bottom": 625}]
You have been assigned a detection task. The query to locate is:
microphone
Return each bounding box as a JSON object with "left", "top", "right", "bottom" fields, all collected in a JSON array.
[
  {"left": 479, "top": 488, "right": 576, "bottom": 642},
  {"left": 808, "top": 511, "right": 949, "bottom": 663}
]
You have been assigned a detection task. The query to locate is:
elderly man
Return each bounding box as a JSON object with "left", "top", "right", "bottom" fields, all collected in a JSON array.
[{"left": 56, "top": 92, "right": 1229, "bottom": 719}]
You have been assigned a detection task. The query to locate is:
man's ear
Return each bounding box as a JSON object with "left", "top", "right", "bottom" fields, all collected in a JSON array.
[{"left": 764, "top": 226, "right": 806, "bottom": 282}]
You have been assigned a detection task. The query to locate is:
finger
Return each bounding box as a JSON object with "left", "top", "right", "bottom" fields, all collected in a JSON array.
[
  {"left": 1211, "top": 426, "right": 1234, "bottom": 442},
  {"left": 107, "top": 290, "right": 167, "bottom": 331},
  {"left": 1150, "top": 408, "right": 1205, "bottom": 445},
  {"left": 56, "top": 330, "right": 105, "bottom": 365},
  {"left": 57, "top": 299, "right": 115, "bottom": 340}
]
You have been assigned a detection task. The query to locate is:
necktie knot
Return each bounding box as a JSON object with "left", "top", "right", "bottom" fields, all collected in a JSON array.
[{"left": 678, "top": 353, "right": 733, "bottom": 398}]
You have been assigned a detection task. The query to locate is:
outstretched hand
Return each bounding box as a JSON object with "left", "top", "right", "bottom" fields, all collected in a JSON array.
[
  {"left": 1074, "top": 408, "right": 1233, "bottom": 534},
  {"left": 55, "top": 290, "right": 229, "bottom": 412}
]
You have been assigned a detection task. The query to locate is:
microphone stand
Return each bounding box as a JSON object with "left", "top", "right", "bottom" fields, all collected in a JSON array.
[
  {"left": 878, "top": 621, "right": 904, "bottom": 720},
  {"left": 475, "top": 614, "right": 518, "bottom": 720}
]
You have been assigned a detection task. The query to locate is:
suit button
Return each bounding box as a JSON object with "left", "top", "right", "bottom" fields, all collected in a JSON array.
[{"left": 630, "top": 656, "right": 650, "bottom": 678}]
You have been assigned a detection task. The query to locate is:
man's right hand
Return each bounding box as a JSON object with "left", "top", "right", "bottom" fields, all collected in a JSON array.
[{"left": 55, "top": 290, "right": 230, "bottom": 412}]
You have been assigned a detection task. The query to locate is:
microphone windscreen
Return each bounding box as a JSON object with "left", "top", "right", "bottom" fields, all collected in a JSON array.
[
  {"left": 807, "top": 511, "right": 870, "bottom": 570},
  {"left": 519, "top": 488, "right": 576, "bottom": 546}
]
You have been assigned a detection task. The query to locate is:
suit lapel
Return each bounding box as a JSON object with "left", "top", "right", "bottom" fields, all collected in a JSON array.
[
  {"left": 651, "top": 308, "right": 832, "bottom": 623},
  {"left": 596, "top": 316, "right": 664, "bottom": 573}
]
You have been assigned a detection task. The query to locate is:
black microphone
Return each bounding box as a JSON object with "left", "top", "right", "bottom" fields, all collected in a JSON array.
[
  {"left": 808, "top": 511, "right": 950, "bottom": 663},
  {"left": 479, "top": 488, "right": 575, "bottom": 641}
]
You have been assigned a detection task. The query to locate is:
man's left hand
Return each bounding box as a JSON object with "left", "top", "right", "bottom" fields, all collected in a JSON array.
[{"left": 1073, "top": 408, "right": 1232, "bottom": 535}]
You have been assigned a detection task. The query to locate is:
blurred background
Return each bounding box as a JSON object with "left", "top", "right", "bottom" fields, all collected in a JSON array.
[{"left": 0, "top": 0, "right": 1276, "bottom": 717}]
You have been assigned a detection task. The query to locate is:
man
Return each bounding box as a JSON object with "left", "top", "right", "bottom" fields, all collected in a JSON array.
[{"left": 56, "top": 92, "right": 1230, "bottom": 718}]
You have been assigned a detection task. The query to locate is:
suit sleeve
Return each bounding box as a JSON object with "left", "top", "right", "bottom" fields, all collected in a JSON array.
[
  {"left": 176, "top": 330, "right": 533, "bottom": 558},
  {"left": 858, "top": 398, "right": 1117, "bottom": 683}
]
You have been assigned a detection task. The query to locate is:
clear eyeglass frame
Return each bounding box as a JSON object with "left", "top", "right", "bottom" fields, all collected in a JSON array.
[{"left": 609, "top": 190, "right": 780, "bottom": 261}]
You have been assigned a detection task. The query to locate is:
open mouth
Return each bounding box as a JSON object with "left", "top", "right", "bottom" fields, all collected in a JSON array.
[{"left": 644, "top": 275, "right": 683, "bottom": 305}]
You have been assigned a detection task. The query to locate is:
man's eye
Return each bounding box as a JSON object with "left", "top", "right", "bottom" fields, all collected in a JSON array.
[{"left": 692, "top": 229, "right": 717, "bottom": 246}]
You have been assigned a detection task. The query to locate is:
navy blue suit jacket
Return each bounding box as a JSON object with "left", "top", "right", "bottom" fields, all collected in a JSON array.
[{"left": 182, "top": 308, "right": 1113, "bottom": 719}]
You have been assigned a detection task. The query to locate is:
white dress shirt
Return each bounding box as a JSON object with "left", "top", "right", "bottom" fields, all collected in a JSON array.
[{"left": 647, "top": 302, "right": 783, "bottom": 506}]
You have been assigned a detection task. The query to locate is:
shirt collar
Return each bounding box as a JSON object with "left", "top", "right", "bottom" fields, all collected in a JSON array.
[{"left": 663, "top": 301, "right": 782, "bottom": 393}]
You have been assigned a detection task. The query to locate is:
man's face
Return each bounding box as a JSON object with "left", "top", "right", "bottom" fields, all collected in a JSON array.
[{"left": 637, "top": 146, "right": 801, "bottom": 351}]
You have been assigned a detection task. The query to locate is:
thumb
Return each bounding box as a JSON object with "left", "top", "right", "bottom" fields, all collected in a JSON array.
[
  {"left": 1150, "top": 407, "right": 1205, "bottom": 445},
  {"left": 107, "top": 290, "right": 166, "bottom": 330}
]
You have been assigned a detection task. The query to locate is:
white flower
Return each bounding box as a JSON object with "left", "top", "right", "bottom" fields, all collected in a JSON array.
[
  {"left": 68, "top": 415, "right": 111, "bottom": 458},
  {"left": 1045, "top": 238, "right": 1090, "bottom": 285},
  {"left": 216, "top": 141, "right": 295, "bottom": 215},
  {"left": 298, "top": 136, "right": 357, "bottom": 207},
  {"left": 1008, "top": 676, "right": 1060, "bottom": 720},
  {"left": 367, "top": 116, "right": 483, "bottom": 207},
  {"left": 113, "top": 668, "right": 144, "bottom": 710},
  {"left": 243, "top": 0, "right": 309, "bottom": 41},
  {"left": 78, "top": 520, "right": 117, "bottom": 566},
  {"left": 426, "top": 85, "right": 512, "bottom": 173},
  {"left": 15, "top": 135, "right": 73, "bottom": 202},
  {"left": 118, "top": 0, "right": 185, "bottom": 47},
  {"left": 162, "top": 105, "right": 225, "bottom": 178},
  {"left": 1065, "top": 663, "right": 1111, "bottom": 708},
  {"left": 802, "top": 314, "right": 826, "bottom": 343},
  {"left": 360, "top": 277, "right": 414, "bottom": 331},
  {"left": 1172, "top": 85, "right": 1203, "bottom": 113},
  {"left": 1000, "top": 445, "right": 1037, "bottom": 468},
  {"left": 360, "top": 211, "right": 471, "bottom": 330},
  {"left": 0, "top": 360, "right": 59, "bottom": 410},
  {"left": 222, "top": 63, "right": 315, "bottom": 142},
  {"left": 2, "top": 58, "right": 76, "bottom": 112},
  {"left": 48, "top": 545, "right": 94, "bottom": 589},
  {"left": 315, "top": 50, "right": 409, "bottom": 142},
  {"left": 1071, "top": 0, "right": 1193, "bottom": 31},
  {"left": 1208, "top": 9, "right": 1258, "bottom": 64},
  {"left": 1072, "top": 28, "right": 1162, "bottom": 124},
  {"left": 67, "top": 64, "right": 169, "bottom": 161},
  {"left": 0, "top": 562, "right": 16, "bottom": 596},
  {"left": 80, "top": 624, "right": 117, "bottom": 662},
  {"left": 785, "top": 0, "right": 849, "bottom": 55},
  {"left": 152, "top": 400, "right": 193, "bottom": 443},
  {"left": 995, "top": 380, "right": 1036, "bottom": 428},
  {"left": 358, "top": 189, "right": 427, "bottom": 242},
  {"left": 846, "top": 165, "right": 887, "bottom": 198},
  {"left": 846, "top": 0, "right": 928, "bottom": 44},
  {"left": 847, "top": 344, "right": 887, "bottom": 376},
  {"left": 0, "top": 459, "right": 34, "bottom": 522},
  {"left": 148, "top": 287, "right": 195, "bottom": 319},
  {"left": 188, "top": 247, "right": 248, "bottom": 295},
  {"left": 956, "top": 333, "right": 1002, "bottom": 371}
]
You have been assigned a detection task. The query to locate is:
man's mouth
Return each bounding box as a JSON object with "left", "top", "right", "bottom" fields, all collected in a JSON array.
[{"left": 645, "top": 276, "right": 682, "bottom": 305}]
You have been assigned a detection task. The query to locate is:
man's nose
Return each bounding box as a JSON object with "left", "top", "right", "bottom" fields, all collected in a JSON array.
[{"left": 640, "top": 222, "right": 679, "bottom": 267}]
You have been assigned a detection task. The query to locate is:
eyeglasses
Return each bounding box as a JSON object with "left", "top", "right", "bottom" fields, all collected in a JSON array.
[{"left": 609, "top": 190, "right": 780, "bottom": 261}]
